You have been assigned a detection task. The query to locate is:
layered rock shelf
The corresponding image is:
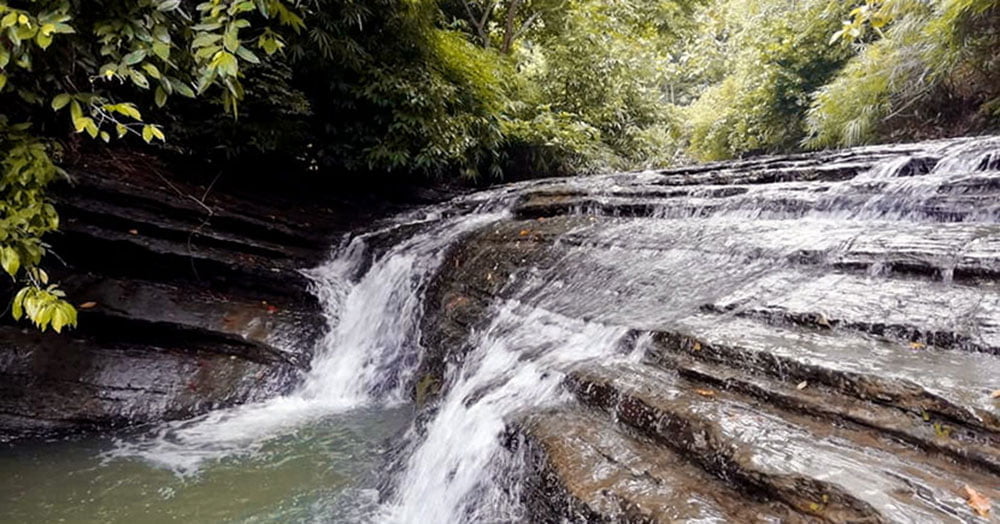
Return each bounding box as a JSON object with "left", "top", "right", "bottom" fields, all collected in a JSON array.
[
  {"left": 420, "top": 137, "right": 1000, "bottom": 522},
  {"left": 0, "top": 164, "right": 406, "bottom": 438}
]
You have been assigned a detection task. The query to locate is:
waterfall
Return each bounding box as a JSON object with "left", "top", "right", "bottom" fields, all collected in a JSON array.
[
  {"left": 382, "top": 302, "right": 635, "bottom": 522},
  {"left": 100, "top": 136, "right": 1000, "bottom": 522},
  {"left": 107, "top": 197, "right": 511, "bottom": 474}
]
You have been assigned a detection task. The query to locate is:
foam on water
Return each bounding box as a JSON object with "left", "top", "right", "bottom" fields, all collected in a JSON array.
[
  {"left": 107, "top": 198, "right": 511, "bottom": 474},
  {"left": 102, "top": 136, "right": 1000, "bottom": 521},
  {"left": 382, "top": 301, "right": 636, "bottom": 523}
]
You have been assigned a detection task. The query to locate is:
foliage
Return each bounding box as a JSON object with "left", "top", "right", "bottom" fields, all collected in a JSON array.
[
  {"left": 0, "top": 0, "right": 303, "bottom": 331},
  {"left": 805, "top": 0, "right": 1000, "bottom": 148},
  {"left": 284, "top": 0, "right": 509, "bottom": 177},
  {"left": 0, "top": 120, "right": 70, "bottom": 331},
  {"left": 504, "top": 0, "right": 688, "bottom": 171},
  {"left": 675, "top": 0, "right": 853, "bottom": 160}
]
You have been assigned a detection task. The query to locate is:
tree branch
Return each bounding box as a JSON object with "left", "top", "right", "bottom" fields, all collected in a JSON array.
[
  {"left": 500, "top": 0, "right": 522, "bottom": 54},
  {"left": 510, "top": 10, "right": 542, "bottom": 46}
]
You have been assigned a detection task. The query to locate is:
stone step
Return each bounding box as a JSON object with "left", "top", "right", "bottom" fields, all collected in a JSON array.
[
  {"left": 0, "top": 325, "right": 298, "bottom": 438},
  {"left": 510, "top": 407, "right": 802, "bottom": 522},
  {"left": 547, "top": 216, "right": 1000, "bottom": 281},
  {"left": 647, "top": 338, "right": 1000, "bottom": 475},
  {"left": 706, "top": 270, "right": 1000, "bottom": 355},
  {"left": 566, "top": 362, "right": 1000, "bottom": 522},
  {"left": 62, "top": 171, "right": 329, "bottom": 251},
  {"left": 650, "top": 142, "right": 939, "bottom": 182},
  {"left": 59, "top": 275, "right": 316, "bottom": 362},
  {"left": 56, "top": 194, "right": 311, "bottom": 263},
  {"left": 513, "top": 173, "right": 1000, "bottom": 223},
  {"left": 53, "top": 221, "right": 311, "bottom": 297},
  {"left": 650, "top": 314, "right": 1000, "bottom": 435}
]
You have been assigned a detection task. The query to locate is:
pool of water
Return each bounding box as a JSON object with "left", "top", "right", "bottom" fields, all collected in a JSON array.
[{"left": 0, "top": 406, "right": 412, "bottom": 523}]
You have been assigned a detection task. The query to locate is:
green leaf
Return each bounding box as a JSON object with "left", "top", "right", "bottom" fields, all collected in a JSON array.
[
  {"left": 142, "top": 63, "right": 162, "bottom": 79},
  {"left": 223, "top": 28, "right": 239, "bottom": 52},
  {"left": 235, "top": 46, "right": 260, "bottom": 64},
  {"left": 51, "top": 305, "right": 69, "bottom": 333},
  {"left": 114, "top": 103, "right": 141, "bottom": 120},
  {"left": 192, "top": 33, "right": 221, "bottom": 48},
  {"left": 51, "top": 93, "right": 72, "bottom": 110},
  {"left": 0, "top": 73, "right": 6, "bottom": 91},
  {"left": 123, "top": 49, "right": 147, "bottom": 65},
  {"left": 154, "top": 86, "right": 167, "bottom": 107},
  {"left": 70, "top": 100, "right": 82, "bottom": 119},
  {"left": 0, "top": 246, "right": 20, "bottom": 277},
  {"left": 11, "top": 287, "right": 29, "bottom": 320},
  {"left": 152, "top": 41, "right": 171, "bottom": 60},
  {"left": 36, "top": 303, "right": 54, "bottom": 331},
  {"left": 129, "top": 69, "right": 150, "bottom": 89},
  {"left": 157, "top": 0, "right": 182, "bottom": 11},
  {"left": 172, "top": 80, "right": 196, "bottom": 98},
  {"left": 35, "top": 31, "right": 53, "bottom": 49},
  {"left": 211, "top": 51, "right": 239, "bottom": 76},
  {"left": 142, "top": 124, "right": 164, "bottom": 142},
  {"left": 258, "top": 33, "right": 282, "bottom": 55}
]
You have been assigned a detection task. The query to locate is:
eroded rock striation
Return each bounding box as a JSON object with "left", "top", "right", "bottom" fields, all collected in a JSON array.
[
  {"left": 0, "top": 163, "right": 416, "bottom": 439},
  {"left": 419, "top": 137, "right": 1000, "bottom": 522}
]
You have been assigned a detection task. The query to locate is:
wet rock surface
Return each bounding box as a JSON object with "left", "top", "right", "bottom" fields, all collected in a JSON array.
[
  {"left": 0, "top": 164, "right": 418, "bottom": 439},
  {"left": 419, "top": 137, "right": 1000, "bottom": 522}
]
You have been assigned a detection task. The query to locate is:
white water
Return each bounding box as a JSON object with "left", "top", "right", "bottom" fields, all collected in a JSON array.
[
  {"left": 108, "top": 198, "right": 511, "bottom": 475},
  {"left": 382, "top": 302, "right": 636, "bottom": 522},
  {"left": 102, "top": 136, "right": 1000, "bottom": 521}
]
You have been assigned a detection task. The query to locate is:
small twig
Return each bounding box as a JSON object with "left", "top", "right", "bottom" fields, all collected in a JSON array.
[{"left": 185, "top": 170, "right": 224, "bottom": 280}]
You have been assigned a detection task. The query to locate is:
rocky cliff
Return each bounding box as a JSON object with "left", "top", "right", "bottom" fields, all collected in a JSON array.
[{"left": 0, "top": 161, "right": 420, "bottom": 439}]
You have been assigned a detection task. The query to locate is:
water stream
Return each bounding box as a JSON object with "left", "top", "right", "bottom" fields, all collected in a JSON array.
[{"left": 2, "top": 137, "right": 999, "bottom": 522}]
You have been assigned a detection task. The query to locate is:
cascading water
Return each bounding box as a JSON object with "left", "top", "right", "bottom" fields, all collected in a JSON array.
[
  {"left": 6, "top": 136, "right": 999, "bottom": 523},
  {"left": 107, "top": 197, "right": 513, "bottom": 474},
  {"left": 382, "top": 303, "right": 637, "bottom": 522}
]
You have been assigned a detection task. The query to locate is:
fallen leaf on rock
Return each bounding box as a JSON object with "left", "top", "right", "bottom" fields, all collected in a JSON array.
[
  {"left": 445, "top": 295, "right": 469, "bottom": 311},
  {"left": 796, "top": 381, "right": 808, "bottom": 390},
  {"left": 692, "top": 341, "right": 702, "bottom": 352},
  {"left": 933, "top": 422, "right": 952, "bottom": 438},
  {"left": 693, "top": 388, "right": 716, "bottom": 397},
  {"left": 78, "top": 301, "right": 97, "bottom": 309},
  {"left": 909, "top": 341, "right": 926, "bottom": 350},
  {"left": 128, "top": 229, "right": 138, "bottom": 235},
  {"left": 990, "top": 390, "right": 1000, "bottom": 399},
  {"left": 519, "top": 229, "right": 531, "bottom": 236},
  {"left": 963, "top": 485, "right": 991, "bottom": 517}
]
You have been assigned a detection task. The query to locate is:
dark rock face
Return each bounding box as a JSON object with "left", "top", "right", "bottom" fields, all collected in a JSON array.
[
  {"left": 418, "top": 138, "right": 1000, "bottom": 521},
  {"left": 0, "top": 164, "right": 406, "bottom": 439}
]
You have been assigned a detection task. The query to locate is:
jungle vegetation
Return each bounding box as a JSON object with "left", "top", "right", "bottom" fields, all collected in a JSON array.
[{"left": 1, "top": 0, "right": 998, "bottom": 330}]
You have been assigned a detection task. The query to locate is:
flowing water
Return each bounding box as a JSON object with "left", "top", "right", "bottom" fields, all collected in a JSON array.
[{"left": 2, "top": 137, "right": 999, "bottom": 522}]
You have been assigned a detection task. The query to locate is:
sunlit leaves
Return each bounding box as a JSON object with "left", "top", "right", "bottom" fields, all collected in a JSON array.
[
  {"left": 10, "top": 284, "right": 77, "bottom": 333},
  {"left": 141, "top": 124, "right": 165, "bottom": 142},
  {"left": 0, "top": 122, "right": 75, "bottom": 332},
  {"left": 1, "top": 246, "right": 20, "bottom": 278}
]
